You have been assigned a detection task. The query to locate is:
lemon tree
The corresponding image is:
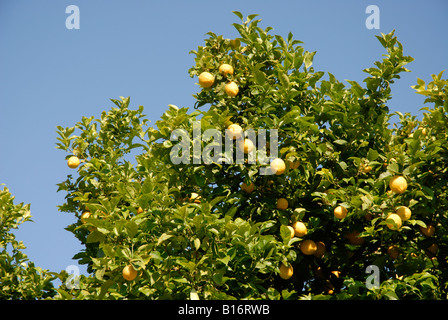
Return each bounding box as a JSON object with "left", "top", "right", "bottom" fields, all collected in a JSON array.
[{"left": 3, "top": 12, "right": 448, "bottom": 300}]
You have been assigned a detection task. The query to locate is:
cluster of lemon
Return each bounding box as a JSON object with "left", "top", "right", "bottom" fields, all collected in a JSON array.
[{"left": 198, "top": 63, "right": 317, "bottom": 282}]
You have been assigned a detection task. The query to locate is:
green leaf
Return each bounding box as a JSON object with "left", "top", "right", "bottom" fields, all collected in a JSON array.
[
  {"left": 304, "top": 51, "right": 316, "bottom": 69},
  {"left": 86, "top": 230, "right": 105, "bottom": 243},
  {"left": 254, "top": 70, "right": 266, "bottom": 85},
  {"left": 157, "top": 233, "right": 173, "bottom": 246}
]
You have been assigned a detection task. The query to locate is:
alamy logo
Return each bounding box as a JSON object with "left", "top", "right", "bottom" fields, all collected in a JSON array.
[{"left": 169, "top": 121, "right": 280, "bottom": 175}]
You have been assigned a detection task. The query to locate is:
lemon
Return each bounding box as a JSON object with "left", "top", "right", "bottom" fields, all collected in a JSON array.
[
  {"left": 389, "top": 176, "right": 408, "bottom": 194},
  {"left": 67, "top": 156, "right": 80, "bottom": 169},
  {"left": 238, "top": 138, "right": 255, "bottom": 154},
  {"left": 276, "top": 198, "right": 288, "bottom": 210},
  {"left": 198, "top": 72, "right": 214, "bottom": 88},
  {"left": 333, "top": 206, "right": 347, "bottom": 219},
  {"left": 227, "top": 124, "right": 243, "bottom": 140},
  {"left": 225, "top": 81, "right": 239, "bottom": 97},
  {"left": 279, "top": 263, "right": 293, "bottom": 280},
  {"left": 396, "top": 206, "right": 411, "bottom": 221},
  {"left": 292, "top": 221, "right": 307, "bottom": 237},
  {"left": 219, "top": 64, "right": 234, "bottom": 77},
  {"left": 386, "top": 213, "right": 402, "bottom": 230},
  {"left": 300, "top": 239, "right": 317, "bottom": 255},
  {"left": 270, "top": 158, "right": 286, "bottom": 175},
  {"left": 122, "top": 264, "right": 138, "bottom": 281}
]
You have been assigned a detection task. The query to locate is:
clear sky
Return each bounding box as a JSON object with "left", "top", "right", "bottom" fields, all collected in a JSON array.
[{"left": 1, "top": 0, "right": 447, "bottom": 279}]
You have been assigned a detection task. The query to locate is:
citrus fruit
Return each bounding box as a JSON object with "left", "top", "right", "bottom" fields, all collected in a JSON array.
[
  {"left": 241, "top": 182, "right": 255, "bottom": 194},
  {"left": 225, "top": 81, "right": 239, "bottom": 97},
  {"left": 80, "top": 211, "right": 90, "bottom": 224},
  {"left": 387, "top": 245, "right": 400, "bottom": 260},
  {"left": 137, "top": 207, "right": 144, "bottom": 214},
  {"left": 313, "top": 241, "right": 326, "bottom": 258},
  {"left": 238, "top": 138, "right": 255, "bottom": 154},
  {"left": 361, "top": 165, "right": 372, "bottom": 173},
  {"left": 389, "top": 176, "right": 408, "bottom": 194},
  {"left": 345, "top": 231, "right": 365, "bottom": 245},
  {"left": 279, "top": 262, "right": 293, "bottom": 280},
  {"left": 122, "top": 264, "right": 138, "bottom": 281},
  {"left": 292, "top": 221, "right": 307, "bottom": 237},
  {"left": 227, "top": 123, "right": 243, "bottom": 140},
  {"left": 270, "top": 158, "right": 286, "bottom": 175},
  {"left": 386, "top": 213, "right": 402, "bottom": 230},
  {"left": 420, "top": 224, "right": 436, "bottom": 237},
  {"left": 198, "top": 72, "right": 214, "bottom": 88},
  {"left": 67, "top": 156, "right": 80, "bottom": 169},
  {"left": 219, "top": 63, "right": 234, "bottom": 77},
  {"left": 396, "top": 206, "right": 411, "bottom": 221},
  {"left": 300, "top": 239, "right": 317, "bottom": 255},
  {"left": 276, "top": 198, "right": 288, "bottom": 210},
  {"left": 333, "top": 206, "right": 347, "bottom": 219},
  {"left": 189, "top": 192, "right": 201, "bottom": 203}
]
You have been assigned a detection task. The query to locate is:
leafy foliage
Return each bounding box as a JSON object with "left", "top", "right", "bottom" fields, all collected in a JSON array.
[{"left": 2, "top": 12, "right": 447, "bottom": 300}]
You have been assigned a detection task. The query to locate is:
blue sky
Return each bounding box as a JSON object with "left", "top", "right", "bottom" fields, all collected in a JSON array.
[{"left": 1, "top": 0, "right": 447, "bottom": 279}]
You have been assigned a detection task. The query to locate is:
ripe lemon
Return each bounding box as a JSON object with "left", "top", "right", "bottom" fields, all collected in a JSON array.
[
  {"left": 389, "top": 176, "right": 408, "bottom": 194},
  {"left": 198, "top": 72, "right": 215, "bottom": 88},
  {"left": 225, "top": 81, "right": 239, "bottom": 97},
  {"left": 386, "top": 213, "right": 402, "bottom": 230},
  {"left": 279, "top": 262, "right": 293, "bottom": 280},
  {"left": 270, "top": 158, "right": 286, "bottom": 175},
  {"left": 238, "top": 138, "right": 255, "bottom": 154},
  {"left": 387, "top": 245, "right": 400, "bottom": 260},
  {"left": 189, "top": 192, "right": 201, "bottom": 204},
  {"left": 292, "top": 221, "right": 307, "bottom": 237},
  {"left": 241, "top": 182, "right": 255, "bottom": 194},
  {"left": 333, "top": 206, "right": 347, "bottom": 219},
  {"left": 313, "top": 241, "right": 326, "bottom": 258},
  {"left": 300, "top": 239, "right": 317, "bottom": 255},
  {"left": 137, "top": 207, "right": 144, "bottom": 214},
  {"left": 396, "top": 206, "right": 411, "bottom": 221},
  {"left": 67, "top": 156, "right": 80, "bottom": 169},
  {"left": 276, "top": 198, "right": 288, "bottom": 210},
  {"left": 361, "top": 165, "right": 372, "bottom": 173},
  {"left": 227, "top": 124, "right": 243, "bottom": 140},
  {"left": 219, "top": 63, "right": 234, "bottom": 77},
  {"left": 122, "top": 264, "right": 138, "bottom": 281},
  {"left": 420, "top": 224, "right": 436, "bottom": 237},
  {"left": 80, "top": 211, "right": 90, "bottom": 224},
  {"left": 345, "top": 231, "right": 365, "bottom": 245}
]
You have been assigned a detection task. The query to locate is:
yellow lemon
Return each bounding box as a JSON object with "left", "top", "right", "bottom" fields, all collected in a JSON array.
[
  {"left": 219, "top": 63, "right": 234, "bottom": 77},
  {"left": 241, "top": 182, "right": 255, "bottom": 194},
  {"left": 292, "top": 221, "right": 307, "bottom": 237},
  {"left": 227, "top": 123, "right": 243, "bottom": 140},
  {"left": 276, "top": 198, "right": 288, "bottom": 210},
  {"left": 270, "top": 158, "right": 286, "bottom": 175},
  {"left": 386, "top": 213, "right": 402, "bottom": 230},
  {"left": 389, "top": 176, "right": 408, "bottom": 194},
  {"left": 67, "top": 156, "right": 80, "bottom": 169},
  {"left": 333, "top": 206, "right": 347, "bottom": 219},
  {"left": 279, "top": 263, "right": 293, "bottom": 280},
  {"left": 300, "top": 240, "right": 317, "bottom": 255},
  {"left": 225, "top": 81, "right": 239, "bottom": 97},
  {"left": 122, "top": 264, "right": 138, "bottom": 281},
  {"left": 396, "top": 206, "right": 411, "bottom": 221},
  {"left": 198, "top": 72, "right": 214, "bottom": 88},
  {"left": 238, "top": 138, "right": 255, "bottom": 154}
]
